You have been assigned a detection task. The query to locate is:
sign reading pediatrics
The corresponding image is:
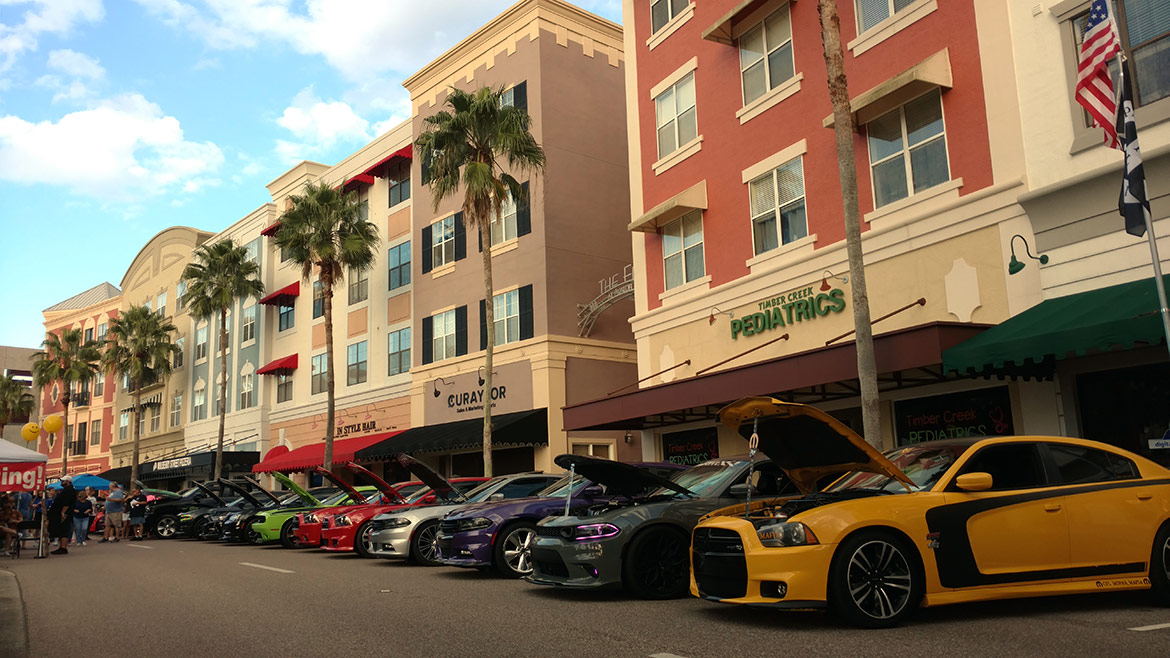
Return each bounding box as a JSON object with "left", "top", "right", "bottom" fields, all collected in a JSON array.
[
  {"left": 731, "top": 284, "right": 846, "bottom": 339},
  {"left": 894, "top": 386, "right": 1014, "bottom": 446},
  {"left": 424, "top": 360, "right": 534, "bottom": 423}
]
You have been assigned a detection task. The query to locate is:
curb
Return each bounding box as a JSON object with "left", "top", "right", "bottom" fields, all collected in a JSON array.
[{"left": 0, "top": 569, "right": 29, "bottom": 658}]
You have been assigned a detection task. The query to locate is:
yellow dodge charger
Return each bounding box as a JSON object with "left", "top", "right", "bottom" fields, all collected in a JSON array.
[{"left": 691, "top": 397, "right": 1170, "bottom": 627}]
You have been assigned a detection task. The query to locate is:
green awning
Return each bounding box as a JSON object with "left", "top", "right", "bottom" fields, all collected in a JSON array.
[{"left": 943, "top": 275, "right": 1169, "bottom": 375}]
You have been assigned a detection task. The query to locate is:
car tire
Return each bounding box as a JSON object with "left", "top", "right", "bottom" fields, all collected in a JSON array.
[
  {"left": 190, "top": 517, "right": 208, "bottom": 540},
  {"left": 154, "top": 515, "right": 179, "bottom": 539},
  {"left": 279, "top": 520, "right": 298, "bottom": 548},
  {"left": 409, "top": 521, "right": 442, "bottom": 566},
  {"left": 622, "top": 526, "right": 690, "bottom": 600},
  {"left": 1151, "top": 523, "right": 1170, "bottom": 606},
  {"left": 355, "top": 521, "right": 375, "bottom": 558},
  {"left": 829, "top": 530, "right": 923, "bottom": 629},
  {"left": 494, "top": 522, "right": 538, "bottom": 578}
]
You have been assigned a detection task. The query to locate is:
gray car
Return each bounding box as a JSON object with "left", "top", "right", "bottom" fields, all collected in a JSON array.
[
  {"left": 527, "top": 454, "right": 791, "bottom": 599},
  {"left": 368, "top": 471, "right": 561, "bottom": 565}
]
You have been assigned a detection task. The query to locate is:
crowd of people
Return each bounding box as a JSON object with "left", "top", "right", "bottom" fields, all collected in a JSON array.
[{"left": 1, "top": 476, "right": 151, "bottom": 557}]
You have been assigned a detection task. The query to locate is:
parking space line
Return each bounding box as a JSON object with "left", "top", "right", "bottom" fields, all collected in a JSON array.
[
  {"left": 239, "top": 562, "right": 294, "bottom": 574},
  {"left": 1128, "top": 622, "right": 1170, "bottom": 632},
  {"left": 650, "top": 653, "right": 689, "bottom": 658},
  {"left": 127, "top": 544, "right": 153, "bottom": 549}
]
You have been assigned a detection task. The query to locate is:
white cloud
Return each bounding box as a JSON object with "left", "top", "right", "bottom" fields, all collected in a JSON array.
[
  {"left": 0, "top": 92, "right": 224, "bottom": 201},
  {"left": 35, "top": 48, "right": 105, "bottom": 102},
  {"left": 274, "top": 87, "right": 372, "bottom": 163},
  {"left": 0, "top": 0, "right": 104, "bottom": 74}
]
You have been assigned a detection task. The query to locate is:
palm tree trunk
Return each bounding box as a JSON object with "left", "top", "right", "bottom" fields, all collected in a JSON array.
[
  {"left": 480, "top": 220, "right": 495, "bottom": 478},
  {"left": 130, "top": 384, "right": 143, "bottom": 485},
  {"left": 322, "top": 268, "right": 336, "bottom": 471},
  {"left": 214, "top": 307, "right": 228, "bottom": 479},
  {"left": 818, "top": 0, "right": 881, "bottom": 448},
  {"left": 60, "top": 395, "right": 71, "bottom": 474}
]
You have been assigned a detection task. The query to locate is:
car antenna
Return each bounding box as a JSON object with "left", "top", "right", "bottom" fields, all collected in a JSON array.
[
  {"left": 563, "top": 462, "right": 576, "bottom": 517},
  {"left": 745, "top": 413, "right": 760, "bottom": 521}
]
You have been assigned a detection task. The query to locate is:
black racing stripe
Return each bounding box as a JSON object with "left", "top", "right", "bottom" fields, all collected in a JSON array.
[{"left": 926, "top": 477, "right": 1170, "bottom": 589}]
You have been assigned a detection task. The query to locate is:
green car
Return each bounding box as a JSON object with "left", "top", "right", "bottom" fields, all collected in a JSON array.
[{"left": 246, "top": 472, "right": 377, "bottom": 547}]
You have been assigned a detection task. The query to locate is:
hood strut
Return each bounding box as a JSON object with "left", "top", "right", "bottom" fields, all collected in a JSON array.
[
  {"left": 745, "top": 414, "right": 759, "bottom": 520},
  {"left": 563, "top": 462, "right": 575, "bottom": 517}
]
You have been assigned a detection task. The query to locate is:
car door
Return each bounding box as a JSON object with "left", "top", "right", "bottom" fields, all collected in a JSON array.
[
  {"left": 1043, "top": 442, "right": 1159, "bottom": 570},
  {"left": 934, "top": 442, "right": 1071, "bottom": 587}
]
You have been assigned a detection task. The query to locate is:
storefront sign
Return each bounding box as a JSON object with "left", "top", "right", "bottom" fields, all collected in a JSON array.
[
  {"left": 894, "top": 386, "right": 1013, "bottom": 446},
  {"left": 424, "top": 360, "right": 534, "bottom": 423},
  {"left": 1150, "top": 430, "right": 1170, "bottom": 450},
  {"left": 731, "top": 286, "right": 846, "bottom": 339},
  {"left": 661, "top": 427, "right": 719, "bottom": 466},
  {"left": 152, "top": 456, "right": 192, "bottom": 471},
  {"left": 337, "top": 420, "right": 378, "bottom": 437},
  {"left": 0, "top": 463, "right": 44, "bottom": 492}
]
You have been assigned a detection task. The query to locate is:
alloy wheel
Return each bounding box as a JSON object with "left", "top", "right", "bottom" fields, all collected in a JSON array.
[
  {"left": 360, "top": 524, "right": 374, "bottom": 554},
  {"left": 634, "top": 531, "right": 687, "bottom": 595},
  {"left": 156, "top": 517, "right": 176, "bottom": 538},
  {"left": 416, "top": 525, "right": 439, "bottom": 563},
  {"left": 1163, "top": 535, "right": 1170, "bottom": 583},
  {"left": 502, "top": 527, "right": 536, "bottom": 575},
  {"left": 845, "top": 539, "right": 913, "bottom": 620}
]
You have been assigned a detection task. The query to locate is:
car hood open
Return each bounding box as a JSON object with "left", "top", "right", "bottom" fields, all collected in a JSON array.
[
  {"left": 553, "top": 454, "right": 694, "bottom": 498},
  {"left": 395, "top": 455, "right": 458, "bottom": 500},
  {"left": 718, "top": 397, "right": 913, "bottom": 493},
  {"left": 344, "top": 461, "right": 406, "bottom": 504},
  {"left": 272, "top": 472, "right": 320, "bottom": 506}
]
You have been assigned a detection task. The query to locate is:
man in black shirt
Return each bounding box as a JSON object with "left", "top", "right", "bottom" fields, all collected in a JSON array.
[{"left": 49, "top": 475, "right": 77, "bottom": 555}]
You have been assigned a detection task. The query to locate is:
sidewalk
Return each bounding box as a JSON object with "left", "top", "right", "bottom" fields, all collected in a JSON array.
[{"left": 0, "top": 568, "right": 28, "bottom": 658}]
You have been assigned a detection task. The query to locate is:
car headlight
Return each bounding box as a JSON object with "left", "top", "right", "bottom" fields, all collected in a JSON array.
[
  {"left": 304, "top": 513, "right": 318, "bottom": 524},
  {"left": 251, "top": 515, "right": 266, "bottom": 525},
  {"left": 569, "top": 523, "right": 620, "bottom": 541},
  {"left": 382, "top": 517, "right": 411, "bottom": 528},
  {"left": 335, "top": 515, "right": 351, "bottom": 527},
  {"left": 225, "top": 513, "right": 239, "bottom": 523},
  {"left": 755, "top": 522, "right": 818, "bottom": 547},
  {"left": 453, "top": 517, "right": 492, "bottom": 532}
]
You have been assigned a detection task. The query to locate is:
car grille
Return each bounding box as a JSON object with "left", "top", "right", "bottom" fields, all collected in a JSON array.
[
  {"left": 535, "top": 526, "right": 565, "bottom": 539},
  {"left": 438, "top": 520, "right": 460, "bottom": 534},
  {"left": 435, "top": 534, "right": 453, "bottom": 558},
  {"left": 692, "top": 528, "right": 748, "bottom": 600},
  {"left": 532, "top": 548, "right": 570, "bottom": 578}
]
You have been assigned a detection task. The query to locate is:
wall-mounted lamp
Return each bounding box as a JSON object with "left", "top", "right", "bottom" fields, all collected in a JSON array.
[
  {"left": 708, "top": 307, "right": 734, "bottom": 325},
  {"left": 821, "top": 269, "right": 849, "bottom": 292},
  {"left": 431, "top": 376, "right": 452, "bottom": 398},
  {"left": 1008, "top": 234, "right": 1049, "bottom": 275},
  {"left": 624, "top": 431, "right": 633, "bottom": 444},
  {"left": 477, "top": 366, "right": 497, "bottom": 386}
]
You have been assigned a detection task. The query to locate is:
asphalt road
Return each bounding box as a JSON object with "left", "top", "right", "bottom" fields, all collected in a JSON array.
[{"left": 3, "top": 537, "right": 1170, "bottom": 657}]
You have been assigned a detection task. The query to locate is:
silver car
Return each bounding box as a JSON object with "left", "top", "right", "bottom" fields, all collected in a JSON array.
[{"left": 368, "top": 472, "right": 561, "bottom": 565}]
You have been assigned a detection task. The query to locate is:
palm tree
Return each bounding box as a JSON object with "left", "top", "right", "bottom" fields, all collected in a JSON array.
[
  {"left": 182, "top": 239, "right": 264, "bottom": 479},
  {"left": 0, "top": 374, "right": 34, "bottom": 429},
  {"left": 273, "top": 180, "right": 380, "bottom": 470},
  {"left": 102, "top": 305, "right": 180, "bottom": 485},
  {"left": 817, "top": 0, "right": 881, "bottom": 447},
  {"left": 31, "top": 328, "right": 101, "bottom": 473},
  {"left": 416, "top": 86, "right": 546, "bottom": 477}
]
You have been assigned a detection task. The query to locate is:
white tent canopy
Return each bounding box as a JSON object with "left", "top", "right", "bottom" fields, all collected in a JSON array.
[{"left": 0, "top": 440, "right": 48, "bottom": 463}]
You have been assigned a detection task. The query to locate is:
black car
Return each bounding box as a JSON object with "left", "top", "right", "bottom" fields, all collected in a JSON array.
[
  {"left": 219, "top": 487, "right": 340, "bottom": 543},
  {"left": 146, "top": 481, "right": 232, "bottom": 539},
  {"left": 179, "top": 478, "right": 280, "bottom": 539}
]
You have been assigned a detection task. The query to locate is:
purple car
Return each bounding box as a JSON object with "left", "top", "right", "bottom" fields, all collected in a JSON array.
[{"left": 436, "top": 457, "right": 684, "bottom": 577}]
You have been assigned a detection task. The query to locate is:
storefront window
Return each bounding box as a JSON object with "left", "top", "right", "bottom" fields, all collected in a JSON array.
[
  {"left": 893, "top": 386, "right": 1013, "bottom": 447},
  {"left": 661, "top": 427, "right": 718, "bottom": 466},
  {"left": 1077, "top": 362, "right": 1170, "bottom": 464}
]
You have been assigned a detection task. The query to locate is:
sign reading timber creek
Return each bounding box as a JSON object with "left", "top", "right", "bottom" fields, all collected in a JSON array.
[{"left": 731, "top": 285, "right": 847, "bottom": 339}]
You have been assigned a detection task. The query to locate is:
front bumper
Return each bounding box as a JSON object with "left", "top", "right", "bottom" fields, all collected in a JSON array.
[
  {"left": 294, "top": 523, "right": 323, "bottom": 547},
  {"left": 526, "top": 533, "right": 624, "bottom": 590},
  {"left": 321, "top": 526, "right": 355, "bottom": 551},
  {"left": 690, "top": 518, "right": 833, "bottom": 607},
  {"left": 249, "top": 517, "right": 282, "bottom": 543},
  {"left": 436, "top": 531, "right": 493, "bottom": 567},
  {"left": 369, "top": 527, "right": 411, "bottom": 558}
]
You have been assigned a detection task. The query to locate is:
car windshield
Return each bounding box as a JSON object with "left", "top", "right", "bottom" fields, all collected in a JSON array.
[
  {"left": 404, "top": 487, "right": 432, "bottom": 503},
  {"left": 463, "top": 477, "right": 508, "bottom": 502},
  {"left": 537, "top": 474, "right": 588, "bottom": 498},
  {"left": 649, "top": 460, "right": 745, "bottom": 498},
  {"left": 394, "top": 483, "right": 426, "bottom": 499},
  {"left": 321, "top": 491, "right": 360, "bottom": 506},
  {"left": 826, "top": 443, "right": 972, "bottom": 493},
  {"left": 177, "top": 487, "right": 201, "bottom": 498}
]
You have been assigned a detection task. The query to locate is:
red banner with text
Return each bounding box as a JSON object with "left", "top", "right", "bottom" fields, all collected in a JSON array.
[{"left": 0, "top": 462, "right": 46, "bottom": 492}]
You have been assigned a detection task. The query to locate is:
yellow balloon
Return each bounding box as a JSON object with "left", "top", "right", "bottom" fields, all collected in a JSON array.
[
  {"left": 43, "top": 414, "right": 63, "bottom": 434},
  {"left": 21, "top": 422, "right": 40, "bottom": 442}
]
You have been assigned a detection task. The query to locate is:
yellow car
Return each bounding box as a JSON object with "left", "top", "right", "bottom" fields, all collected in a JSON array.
[{"left": 691, "top": 397, "right": 1170, "bottom": 628}]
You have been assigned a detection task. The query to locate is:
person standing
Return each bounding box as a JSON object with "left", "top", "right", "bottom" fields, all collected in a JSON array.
[
  {"left": 72, "top": 491, "right": 93, "bottom": 547},
  {"left": 127, "top": 486, "right": 148, "bottom": 541},
  {"left": 49, "top": 475, "right": 77, "bottom": 555},
  {"left": 101, "top": 482, "right": 125, "bottom": 543},
  {"left": 1, "top": 496, "right": 21, "bottom": 557}
]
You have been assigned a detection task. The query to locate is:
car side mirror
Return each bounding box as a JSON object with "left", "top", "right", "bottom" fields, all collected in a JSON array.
[
  {"left": 582, "top": 486, "right": 604, "bottom": 498},
  {"left": 728, "top": 483, "right": 751, "bottom": 498},
  {"left": 955, "top": 472, "right": 993, "bottom": 492},
  {"left": 488, "top": 493, "right": 504, "bottom": 501}
]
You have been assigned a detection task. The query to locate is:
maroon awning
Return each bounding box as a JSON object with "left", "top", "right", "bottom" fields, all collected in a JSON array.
[
  {"left": 342, "top": 173, "right": 376, "bottom": 190},
  {"left": 260, "top": 221, "right": 282, "bottom": 237},
  {"left": 256, "top": 354, "right": 298, "bottom": 376},
  {"left": 361, "top": 144, "right": 412, "bottom": 179},
  {"left": 258, "top": 282, "right": 300, "bottom": 306}
]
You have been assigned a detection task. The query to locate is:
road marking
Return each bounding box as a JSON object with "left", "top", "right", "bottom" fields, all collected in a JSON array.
[
  {"left": 1128, "top": 622, "right": 1170, "bottom": 632},
  {"left": 239, "top": 562, "right": 294, "bottom": 574},
  {"left": 127, "top": 544, "right": 153, "bottom": 549},
  {"left": 650, "top": 654, "right": 689, "bottom": 658}
]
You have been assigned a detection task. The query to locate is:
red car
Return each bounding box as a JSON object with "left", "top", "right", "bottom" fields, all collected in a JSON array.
[
  {"left": 292, "top": 464, "right": 422, "bottom": 548},
  {"left": 321, "top": 457, "right": 487, "bottom": 558}
]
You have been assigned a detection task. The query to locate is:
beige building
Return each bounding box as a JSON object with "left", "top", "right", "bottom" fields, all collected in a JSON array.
[{"left": 1, "top": 345, "right": 38, "bottom": 447}]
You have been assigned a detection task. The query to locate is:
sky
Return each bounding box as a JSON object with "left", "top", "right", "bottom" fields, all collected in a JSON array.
[{"left": 0, "top": 0, "right": 622, "bottom": 349}]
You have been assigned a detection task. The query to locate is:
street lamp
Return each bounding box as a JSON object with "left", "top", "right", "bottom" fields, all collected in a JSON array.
[{"left": 1008, "top": 234, "right": 1049, "bottom": 275}]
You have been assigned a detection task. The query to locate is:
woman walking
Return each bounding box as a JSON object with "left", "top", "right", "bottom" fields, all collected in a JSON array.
[{"left": 72, "top": 488, "right": 94, "bottom": 546}]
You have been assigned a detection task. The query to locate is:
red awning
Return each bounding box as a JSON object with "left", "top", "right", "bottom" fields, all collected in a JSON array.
[
  {"left": 342, "top": 173, "right": 376, "bottom": 190},
  {"left": 256, "top": 354, "right": 298, "bottom": 376},
  {"left": 258, "top": 282, "right": 300, "bottom": 306},
  {"left": 260, "top": 221, "right": 282, "bottom": 237},
  {"left": 251, "top": 431, "right": 405, "bottom": 473},
  {"left": 361, "top": 144, "right": 412, "bottom": 179}
]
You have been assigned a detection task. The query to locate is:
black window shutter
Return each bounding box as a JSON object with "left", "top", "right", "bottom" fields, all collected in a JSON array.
[
  {"left": 517, "top": 181, "right": 531, "bottom": 237},
  {"left": 421, "top": 225, "right": 433, "bottom": 273},
  {"left": 514, "top": 81, "right": 527, "bottom": 113},
  {"left": 454, "top": 212, "right": 466, "bottom": 261},
  {"left": 479, "top": 298, "right": 488, "bottom": 351},
  {"left": 455, "top": 305, "right": 468, "bottom": 356},
  {"left": 519, "top": 284, "right": 534, "bottom": 340},
  {"left": 421, "top": 316, "right": 433, "bottom": 365}
]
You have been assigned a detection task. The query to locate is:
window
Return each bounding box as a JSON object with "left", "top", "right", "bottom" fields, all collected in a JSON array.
[
  {"left": 150, "top": 405, "right": 161, "bottom": 433},
  {"left": 388, "top": 327, "right": 410, "bottom": 375},
  {"left": 431, "top": 310, "right": 458, "bottom": 362},
  {"left": 500, "top": 81, "right": 527, "bottom": 110},
  {"left": 157, "top": 292, "right": 167, "bottom": 317},
  {"left": 84, "top": 327, "right": 93, "bottom": 343},
  {"left": 76, "top": 422, "right": 86, "bottom": 454},
  {"left": 277, "top": 374, "right": 293, "bottom": 403},
  {"left": 388, "top": 160, "right": 410, "bottom": 207},
  {"left": 239, "top": 373, "right": 254, "bottom": 410},
  {"left": 492, "top": 193, "right": 518, "bottom": 246},
  {"left": 662, "top": 211, "right": 704, "bottom": 290},
  {"left": 119, "top": 412, "right": 128, "bottom": 441},
  {"left": 495, "top": 477, "right": 560, "bottom": 499},
  {"left": 651, "top": 0, "right": 689, "bottom": 32},
  {"left": 245, "top": 241, "right": 258, "bottom": 263},
  {"left": 97, "top": 322, "right": 107, "bottom": 339},
  {"left": 749, "top": 156, "right": 807, "bottom": 254},
  {"left": 347, "top": 341, "right": 368, "bottom": 385},
  {"left": 357, "top": 199, "right": 369, "bottom": 222},
  {"left": 739, "top": 5, "right": 794, "bottom": 105},
  {"left": 388, "top": 242, "right": 411, "bottom": 291},
  {"left": 348, "top": 267, "right": 369, "bottom": 305},
  {"left": 280, "top": 244, "right": 291, "bottom": 262},
  {"left": 90, "top": 419, "right": 101, "bottom": 446},
  {"left": 93, "top": 374, "right": 104, "bottom": 398},
  {"left": 1046, "top": 443, "right": 1139, "bottom": 484},
  {"left": 192, "top": 389, "right": 207, "bottom": 421},
  {"left": 955, "top": 443, "right": 1047, "bottom": 491},
  {"left": 867, "top": 89, "right": 948, "bottom": 208},
  {"left": 1072, "top": 4, "right": 1170, "bottom": 109},
  {"left": 144, "top": 299, "right": 152, "bottom": 312},
  {"left": 241, "top": 305, "right": 256, "bottom": 343},
  {"left": 279, "top": 304, "right": 295, "bottom": 331},
  {"left": 430, "top": 215, "right": 456, "bottom": 268},
  {"left": 195, "top": 326, "right": 208, "bottom": 361},
  {"left": 655, "top": 72, "right": 697, "bottom": 160},
  {"left": 313, "top": 280, "right": 325, "bottom": 319},
  {"left": 137, "top": 410, "right": 145, "bottom": 438},
  {"left": 493, "top": 289, "right": 521, "bottom": 346},
  {"left": 311, "top": 354, "right": 328, "bottom": 395},
  {"left": 858, "top": 0, "right": 918, "bottom": 33},
  {"left": 170, "top": 394, "right": 182, "bottom": 427},
  {"left": 175, "top": 281, "right": 187, "bottom": 312}
]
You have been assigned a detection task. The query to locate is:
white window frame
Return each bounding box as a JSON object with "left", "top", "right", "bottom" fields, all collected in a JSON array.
[
  {"left": 241, "top": 305, "right": 256, "bottom": 344},
  {"left": 173, "top": 337, "right": 184, "bottom": 369},
  {"left": 651, "top": 0, "right": 689, "bottom": 34},
  {"left": 654, "top": 71, "right": 698, "bottom": 161},
  {"left": 661, "top": 211, "right": 705, "bottom": 291},
  {"left": 748, "top": 155, "right": 808, "bottom": 255},
  {"left": 150, "top": 405, "right": 161, "bottom": 433},
  {"left": 175, "top": 281, "right": 187, "bottom": 312},
  {"left": 348, "top": 267, "right": 369, "bottom": 305},
  {"left": 347, "top": 341, "right": 368, "bottom": 386},
  {"left": 119, "top": 412, "right": 128, "bottom": 441},
  {"left": 388, "top": 241, "right": 411, "bottom": 291},
  {"left": 90, "top": 418, "right": 101, "bottom": 446},
  {"left": 239, "top": 373, "right": 254, "bottom": 410},
  {"left": 857, "top": 0, "right": 919, "bottom": 34},
  {"left": 739, "top": 4, "right": 795, "bottom": 106},
  {"left": 430, "top": 215, "right": 456, "bottom": 268},
  {"left": 493, "top": 289, "right": 521, "bottom": 346},
  {"left": 193, "top": 388, "right": 207, "bottom": 421},
  {"left": 277, "top": 374, "right": 293, "bottom": 403},
  {"left": 388, "top": 327, "right": 410, "bottom": 376},
  {"left": 491, "top": 195, "right": 518, "bottom": 246},
  {"left": 170, "top": 394, "right": 182, "bottom": 428},
  {"left": 866, "top": 89, "right": 950, "bottom": 209},
  {"left": 195, "top": 325, "right": 208, "bottom": 362},
  {"left": 431, "top": 309, "right": 457, "bottom": 362},
  {"left": 311, "top": 353, "right": 328, "bottom": 395},
  {"left": 156, "top": 291, "right": 167, "bottom": 318}
]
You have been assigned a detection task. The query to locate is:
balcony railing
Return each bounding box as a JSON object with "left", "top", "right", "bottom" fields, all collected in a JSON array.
[{"left": 73, "top": 391, "right": 91, "bottom": 407}]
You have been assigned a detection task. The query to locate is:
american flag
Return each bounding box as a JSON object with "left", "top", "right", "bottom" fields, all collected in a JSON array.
[{"left": 1075, "top": 0, "right": 1122, "bottom": 149}]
